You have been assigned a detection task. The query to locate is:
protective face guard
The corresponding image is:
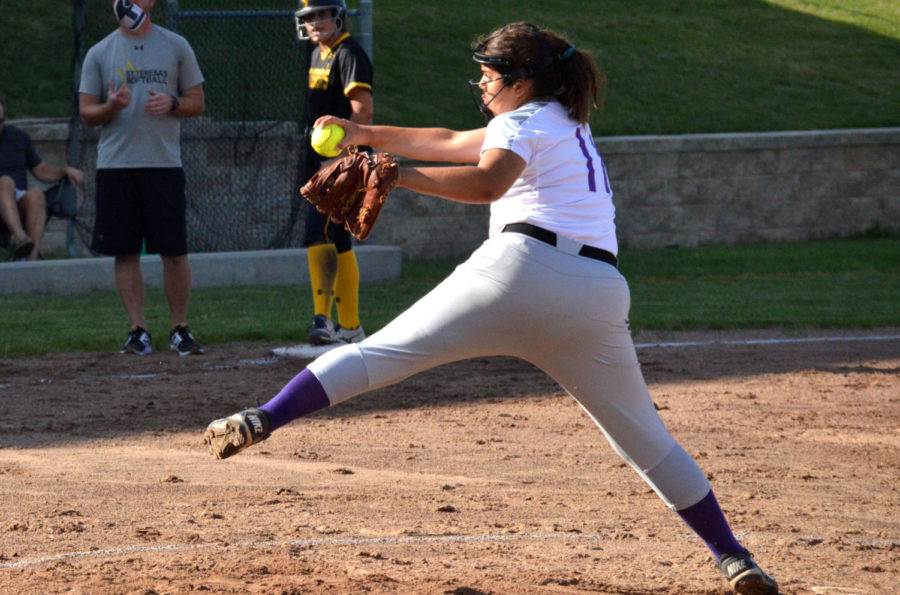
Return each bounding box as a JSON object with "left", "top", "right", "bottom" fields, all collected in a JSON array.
[
  {"left": 295, "top": 9, "right": 342, "bottom": 41},
  {"left": 468, "top": 27, "right": 557, "bottom": 121},
  {"left": 469, "top": 56, "right": 511, "bottom": 122},
  {"left": 471, "top": 46, "right": 532, "bottom": 121},
  {"left": 468, "top": 79, "right": 501, "bottom": 122}
]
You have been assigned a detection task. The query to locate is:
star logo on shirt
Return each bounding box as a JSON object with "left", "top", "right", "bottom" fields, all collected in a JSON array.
[{"left": 114, "top": 61, "right": 141, "bottom": 85}]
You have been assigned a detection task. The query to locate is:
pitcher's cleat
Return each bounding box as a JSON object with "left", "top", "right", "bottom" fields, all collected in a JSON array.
[
  {"left": 204, "top": 409, "right": 272, "bottom": 459},
  {"left": 717, "top": 551, "right": 778, "bottom": 595}
]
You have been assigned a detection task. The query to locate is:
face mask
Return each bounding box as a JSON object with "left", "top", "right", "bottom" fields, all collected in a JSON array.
[{"left": 114, "top": 0, "right": 146, "bottom": 31}]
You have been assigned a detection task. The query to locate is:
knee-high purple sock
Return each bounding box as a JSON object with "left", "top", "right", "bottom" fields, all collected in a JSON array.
[
  {"left": 676, "top": 490, "right": 746, "bottom": 561},
  {"left": 259, "top": 368, "right": 331, "bottom": 431}
]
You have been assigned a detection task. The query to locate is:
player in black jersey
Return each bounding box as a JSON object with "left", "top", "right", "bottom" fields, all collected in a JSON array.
[{"left": 295, "top": 0, "right": 373, "bottom": 346}]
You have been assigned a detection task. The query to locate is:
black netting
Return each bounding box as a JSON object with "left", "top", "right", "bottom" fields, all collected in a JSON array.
[{"left": 72, "top": 1, "right": 315, "bottom": 252}]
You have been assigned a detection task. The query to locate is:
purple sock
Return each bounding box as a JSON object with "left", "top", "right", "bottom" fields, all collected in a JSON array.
[
  {"left": 676, "top": 490, "right": 745, "bottom": 561},
  {"left": 259, "top": 368, "right": 331, "bottom": 431}
]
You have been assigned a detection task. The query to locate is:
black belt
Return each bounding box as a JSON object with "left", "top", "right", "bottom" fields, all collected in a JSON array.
[{"left": 502, "top": 222, "right": 618, "bottom": 268}]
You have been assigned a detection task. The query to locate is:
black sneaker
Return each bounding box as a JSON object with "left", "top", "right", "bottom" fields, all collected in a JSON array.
[
  {"left": 717, "top": 551, "right": 778, "bottom": 594},
  {"left": 13, "top": 236, "right": 35, "bottom": 260},
  {"left": 120, "top": 326, "right": 152, "bottom": 355},
  {"left": 169, "top": 324, "right": 204, "bottom": 356},
  {"left": 307, "top": 314, "right": 337, "bottom": 345}
]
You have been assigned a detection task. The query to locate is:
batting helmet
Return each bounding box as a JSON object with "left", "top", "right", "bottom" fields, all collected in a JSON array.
[{"left": 295, "top": 0, "right": 347, "bottom": 40}]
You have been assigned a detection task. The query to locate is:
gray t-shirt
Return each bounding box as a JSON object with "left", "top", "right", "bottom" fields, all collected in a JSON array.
[{"left": 79, "top": 25, "right": 204, "bottom": 168}]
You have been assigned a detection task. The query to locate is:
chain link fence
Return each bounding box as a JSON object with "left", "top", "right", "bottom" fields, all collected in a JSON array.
[{"left": 70, "top": 0, "right": 370, "bottom": 253}]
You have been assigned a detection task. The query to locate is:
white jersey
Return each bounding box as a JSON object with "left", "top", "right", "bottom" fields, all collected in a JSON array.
[{"left": 482, "top": 100, "right": 617, "bottom": 255}]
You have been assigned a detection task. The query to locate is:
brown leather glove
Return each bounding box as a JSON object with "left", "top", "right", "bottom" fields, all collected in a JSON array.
[{"left": 301, "top": 148, "right": 399, "bottom": 240}]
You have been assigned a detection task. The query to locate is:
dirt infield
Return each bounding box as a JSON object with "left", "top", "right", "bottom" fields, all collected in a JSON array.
[{"left": 1, "top": 328, "right": 898, "bottom": 594}]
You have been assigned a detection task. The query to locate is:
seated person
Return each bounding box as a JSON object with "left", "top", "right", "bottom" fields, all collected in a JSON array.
[{"left": 0, "top": 98, "right": 83, "bottom": 260}]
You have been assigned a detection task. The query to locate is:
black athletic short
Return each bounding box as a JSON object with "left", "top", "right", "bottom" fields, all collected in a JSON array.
[
  {"left": 300, "top": 149, "right": 353, "bottom": 252},
  {"left": 303, "top": 203, "right": 353, "bottom": 252},
  {"left": 92, "top": 167, "right": 187, "bottom": 257}
]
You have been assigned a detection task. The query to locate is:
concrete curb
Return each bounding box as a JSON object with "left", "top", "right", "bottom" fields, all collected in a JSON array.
[{"left": 0, "top": 245, "right": 402, "bottom": 295}]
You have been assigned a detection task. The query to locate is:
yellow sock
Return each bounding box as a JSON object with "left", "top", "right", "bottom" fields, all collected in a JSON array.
[
  {"left": 307, "top": 243, "right": 338, "bottom": 317},
  {"left": 335, "top": 249, "right": 361, "bottom": 329}
]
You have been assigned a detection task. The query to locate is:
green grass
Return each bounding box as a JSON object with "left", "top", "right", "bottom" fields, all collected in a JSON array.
[
  {"left": 620, "top": 236, "right": 900, "bottom": 329},
  {"left": 1, "top": 236, "right": 897, "bottom": 358},
  {"left": 2, "top": 1, "right": 899, "bottom": 135}
]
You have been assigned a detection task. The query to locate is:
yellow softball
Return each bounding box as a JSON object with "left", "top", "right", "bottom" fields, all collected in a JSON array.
[{"left": 311, "top": 123, "right": 345, "bottom": 157}]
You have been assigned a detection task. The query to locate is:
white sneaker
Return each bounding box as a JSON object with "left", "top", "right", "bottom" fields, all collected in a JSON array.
[
  {"left": 335, "top": 325, "right": 365, "bottom": 343},
  {"left": 307, "top": 315, "right": 337, "bottom": 345}
]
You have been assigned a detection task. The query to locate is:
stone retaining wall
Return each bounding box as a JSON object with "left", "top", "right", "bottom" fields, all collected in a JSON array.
[
  {"left": 16, "top": 120, "right": 899, "bottom": 260},
  {"left": 600, "top": 129, "right": 899, "bottom": 250}
]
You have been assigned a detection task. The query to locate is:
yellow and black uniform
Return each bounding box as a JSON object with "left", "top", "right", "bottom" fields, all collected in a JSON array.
[
  {"left": 305, "top": 33, "right": 372, "bottom": 132},
  {"left": 302, "top": 32, "right": 372, "bottom": 338}
]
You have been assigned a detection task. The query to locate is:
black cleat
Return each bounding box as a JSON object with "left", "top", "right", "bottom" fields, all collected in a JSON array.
[
  {"left": 203, "top": 409, "right": 272, "bottom": 459},
  {"left": 717, "top": 551, "right": 778, "bottom": 594}
]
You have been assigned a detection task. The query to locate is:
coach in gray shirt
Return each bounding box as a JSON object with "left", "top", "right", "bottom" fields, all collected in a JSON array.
[{"left": 79, "top": 0, "right": 205, "bottom": 357}]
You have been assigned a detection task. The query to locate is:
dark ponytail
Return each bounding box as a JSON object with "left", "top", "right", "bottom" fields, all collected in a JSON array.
[{"left": 542, "top": 32, "right": 604, "bottom": 125}]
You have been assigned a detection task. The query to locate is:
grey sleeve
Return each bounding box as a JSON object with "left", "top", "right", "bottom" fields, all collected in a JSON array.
[
  {"left": 79, "top": 46, "right": 103, "bottom": 98},
  {"left": 177, "top": 39, "right": 205, "bottom": 92}
]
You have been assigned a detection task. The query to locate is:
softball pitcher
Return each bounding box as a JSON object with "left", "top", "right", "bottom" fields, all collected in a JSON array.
[{"left": 205, "top": 22, "right": 778, "bottom": 595}]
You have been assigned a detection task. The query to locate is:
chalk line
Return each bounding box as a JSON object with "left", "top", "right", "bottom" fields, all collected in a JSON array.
[
  {"left": 272, "top": 344, "right": 339, "bottom": 358},
  {"left": 0, "top": 532, "right": 600, "bottom": 570},
  {"left": 634, "top": 334, "right": 900, "bottom": 350},
  {"left": 272, "top": 334, "right": 900, "bottom": 360},
  {"left": 4, "top": 531, "right": 894, "bottom": 572}
]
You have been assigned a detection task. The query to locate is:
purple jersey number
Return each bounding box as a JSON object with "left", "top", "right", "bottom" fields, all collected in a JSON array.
[{"left": 575, "top": 127, "right": 611, "bottom": 194}]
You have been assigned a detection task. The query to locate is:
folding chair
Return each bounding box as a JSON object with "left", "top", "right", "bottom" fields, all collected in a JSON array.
[{"left": 1, "top": 178, "right": 79, "bottom": 260}]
